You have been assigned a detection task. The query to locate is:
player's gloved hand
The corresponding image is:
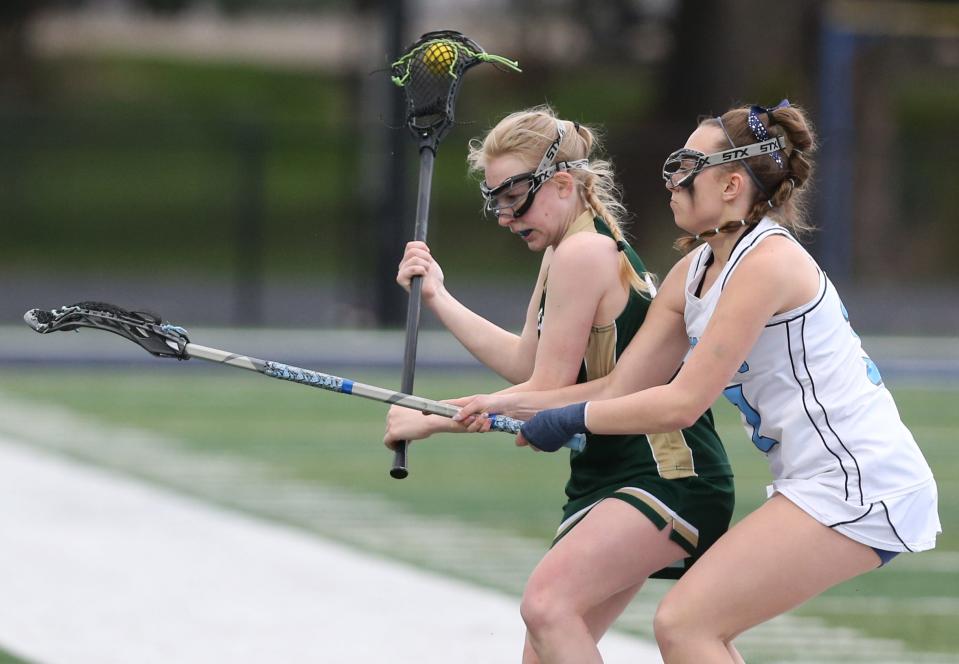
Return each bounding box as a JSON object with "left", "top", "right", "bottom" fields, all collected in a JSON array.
[{"left": 520, "top": 402, "right": 588, "bottom": 452}]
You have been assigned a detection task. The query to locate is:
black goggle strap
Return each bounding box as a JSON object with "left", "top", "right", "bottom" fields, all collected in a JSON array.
[{"left": 716, "top": 116, "right": 772, "bottom": 199}]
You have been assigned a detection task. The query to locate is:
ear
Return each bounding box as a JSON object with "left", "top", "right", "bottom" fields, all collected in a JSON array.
[
  {"left": 721, "top": 170, "right": 747, "bottom": 202},
  {"left": 551, "top": 172, "right": 577, "bottom": 199}
]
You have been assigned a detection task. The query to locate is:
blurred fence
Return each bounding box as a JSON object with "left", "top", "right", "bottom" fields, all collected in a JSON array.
[{"left": 1, "top": 14, "right": 958, "bottom": 334}]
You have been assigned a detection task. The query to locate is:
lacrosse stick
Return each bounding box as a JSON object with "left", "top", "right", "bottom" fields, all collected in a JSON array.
[
  {"left": 389, "top": 30, "right": 521, "bottom": 478},
  {"left": 23, "top": 302, "right": 585, "bottom": 452}
]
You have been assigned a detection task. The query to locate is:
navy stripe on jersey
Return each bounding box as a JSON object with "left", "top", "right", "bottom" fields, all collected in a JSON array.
[
  {"left": 799, "top": 315, "right": 865, "bottom": 504},
  {"left": 692, "top": 244, "right": 710, "bottom": 278},
  {"left": 785, "top": 316, "right": 865, "bottom": 504},
  {"left": 713, "top": 224, "right": 828, "bottom": 327},
  {"left": 880, "top": 501, "right": 915, "bottom": 552},
  {"left": 719, "top": 227, "right": 785, "bottom": 291},
  {"left": 765, "top": 274, "right": 829, "bottom": 328},
  {"left": 828, "top": 503, "right": 874, "bottom": 527}
]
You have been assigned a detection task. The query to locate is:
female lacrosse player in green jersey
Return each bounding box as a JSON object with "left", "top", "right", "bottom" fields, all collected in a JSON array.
[{"left": 383, "top": 106, "right": 734, "bottom": 664}]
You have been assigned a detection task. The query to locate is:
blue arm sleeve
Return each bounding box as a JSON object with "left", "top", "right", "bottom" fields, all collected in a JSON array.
[{"left": 519, "top": 402, "right": 589, "bottom": 452}]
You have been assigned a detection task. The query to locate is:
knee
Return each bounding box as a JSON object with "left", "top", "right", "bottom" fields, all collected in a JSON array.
[
  {"left": 653, "top": 594, "right": 694, "bottom": 655},
  {"left": 654, "top": 592, "right": 732, "bottom": 659},
  {"left": 520, "top": 585, "right": 567, "bottom": 635}
]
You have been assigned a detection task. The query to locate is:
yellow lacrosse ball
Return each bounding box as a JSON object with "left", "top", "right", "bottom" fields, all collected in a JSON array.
[{"left": 422, "top": 42, "right": 455, "bottom": 76}]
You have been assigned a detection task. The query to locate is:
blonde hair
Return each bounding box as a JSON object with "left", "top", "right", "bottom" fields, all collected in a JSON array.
[
  {"left": 675, "top": 103, "right": 818, "bottom": 253},
  {"left": 468, "top": 105, "right": 650, "bottom": 295}
]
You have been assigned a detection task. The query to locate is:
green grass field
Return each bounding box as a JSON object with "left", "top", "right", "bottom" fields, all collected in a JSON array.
[
  {"left": 0, "top": 649, "right": 31, "bottom": 664},
  {"left": 0, "top": 367, "right": 955, "bottom": 661}
]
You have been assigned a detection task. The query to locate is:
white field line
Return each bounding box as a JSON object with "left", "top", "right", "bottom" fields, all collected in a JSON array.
[{"left": 0, "top": 391, "right": 954, "bottom": 663}]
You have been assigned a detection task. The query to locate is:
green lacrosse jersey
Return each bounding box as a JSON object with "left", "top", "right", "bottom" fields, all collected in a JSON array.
[{"left": 538, "top": 213, "right": 733, "bottom": 517}]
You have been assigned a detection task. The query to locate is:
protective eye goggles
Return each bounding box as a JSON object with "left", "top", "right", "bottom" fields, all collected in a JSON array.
[
  {"left": 662, "top": 135, "right": 785, "bottom": 190},
  {"left": 480, "top": 120, "right": 588, "bottom": 219}
]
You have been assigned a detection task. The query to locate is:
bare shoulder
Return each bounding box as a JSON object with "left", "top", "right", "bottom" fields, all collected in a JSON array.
[
  {"left": 736, "top": 234, "right": 815, "bottom": 280},
  {"left": 550, "top": 231, "right": 619, "bottom": 275},
  {"left": 659, "top": 250, "right": 702, "bottom": 293},
  {"left": 652, "top": 252, "right": 699, "bottom": 312},
  {"left": 665, "top": 251, "right": 700, "bottom": 279},
  {"left": 728, "top": 234, "right": 819, "bottom": 311}
]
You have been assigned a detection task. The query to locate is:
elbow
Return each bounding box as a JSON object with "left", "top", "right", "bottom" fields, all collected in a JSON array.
[
  {"left": 594, "top": 375, "right": 622, "bottom": 400},
  {"left": 655, "top": 407, "right": 696, "bottom": 432},
  {"left": 671, "top": 408, "right": 701, "bottom": 431},
  {"left": 509, "top": 362, "right": 536, "bottom": 385},
  {"left": 665, "top": 389, "right": 709, "bottom": 431},
  {"left": 498, "top": 363, "right": 533, "bottom": 385},
  {"left": 525, "top": 372, "right": 581, "bottom": 393}
]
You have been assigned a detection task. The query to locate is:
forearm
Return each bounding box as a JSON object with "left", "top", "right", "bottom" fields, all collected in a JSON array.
[
  {"left": 585, "top": 384, "right": 698, "bottom": 435},
  {"left": 422, "top": 413, "right": 468, "bottom": 435},
  {"left": 496, "top": 369, "right": 582, "bottom": 396},
  {"left": 429, "top": 289, "right": 530, "bottom": 382},
  {"left": 489, "top": 376, "right": 616, "bottom": 420},
  {"left": 517, "top": 380, "right": 707, "bottom": 453}
]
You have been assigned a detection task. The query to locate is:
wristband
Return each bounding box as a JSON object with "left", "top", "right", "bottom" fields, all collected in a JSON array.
[{"left": 520, "top": 402, "right": 589, "bottom": 452}]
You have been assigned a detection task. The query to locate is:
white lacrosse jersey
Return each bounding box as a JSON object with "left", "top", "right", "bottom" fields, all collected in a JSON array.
[{"left": 683, "top": 218, "right": 939, "bottom": 551}]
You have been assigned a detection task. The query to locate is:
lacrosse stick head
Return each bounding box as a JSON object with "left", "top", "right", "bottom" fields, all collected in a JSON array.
[
  {"left": 25, "top": 301, "right": 190, "bottom": 360},
  {"left": 391, "top": 30, "right": 520, "bottom": 152}
]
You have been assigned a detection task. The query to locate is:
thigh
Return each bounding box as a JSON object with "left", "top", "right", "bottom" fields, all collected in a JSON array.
[
  {"left": 528, "top": 498, "right": 686, "bottom": 612},
  {"left": 661, "top": 494, "right": 880, "bottom": 640}
]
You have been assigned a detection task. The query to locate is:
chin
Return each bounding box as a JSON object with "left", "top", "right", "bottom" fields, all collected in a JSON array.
[{"left": 673, "top": 213, "right": 701, "bottom": 234}]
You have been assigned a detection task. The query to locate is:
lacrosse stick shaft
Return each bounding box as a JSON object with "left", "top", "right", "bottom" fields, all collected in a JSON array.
[
  {"left": 185, "top": 343, "right": 455, "bottom": 415},
  {"left": 183, "top": 342, "right": 584, "bottom": 450},
  {"left": 392, "top": 147, "right": 436, "bottom": 478},
  {"left": 22, "top": 305, "right": 583, "bottom": 451}
]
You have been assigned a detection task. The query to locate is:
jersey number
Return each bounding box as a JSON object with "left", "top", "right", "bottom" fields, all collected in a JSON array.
[
  {"left": 841, "top": 301, "right": 883, "bottom": 386},
  {"left": 723, "top": 384, "right": 780, "bottom": 453}
]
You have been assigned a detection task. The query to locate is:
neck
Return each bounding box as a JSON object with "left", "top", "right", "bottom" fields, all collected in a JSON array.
[
  {"left": 556, "top": 204, "right": 592, "bottom": 245},
  {"left": 704, "top": 221, "right": 751, "bottom": 265}
]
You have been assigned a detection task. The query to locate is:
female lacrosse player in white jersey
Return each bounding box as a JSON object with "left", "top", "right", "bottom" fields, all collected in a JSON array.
[
  {"left": 455, "top": 100, "right": 940, "bottom": 663},
  {"left": 383, "top": 106, "right": 735, "bottom": 664}
]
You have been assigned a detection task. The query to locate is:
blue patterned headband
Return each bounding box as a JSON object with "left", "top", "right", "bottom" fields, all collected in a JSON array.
[{"left": 747, "top": 99, "right": 790, "bottom": 169}]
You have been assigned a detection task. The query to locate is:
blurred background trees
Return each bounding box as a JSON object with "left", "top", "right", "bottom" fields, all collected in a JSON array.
[{"left": 1, "top": 0, "right": 957, "bottom": 332}]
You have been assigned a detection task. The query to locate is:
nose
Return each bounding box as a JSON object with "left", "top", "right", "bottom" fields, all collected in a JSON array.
[{"left": 496, "top": 210, "right": 515, "bottom": 227}]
